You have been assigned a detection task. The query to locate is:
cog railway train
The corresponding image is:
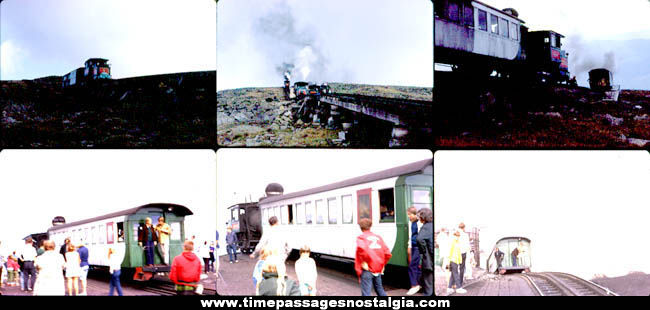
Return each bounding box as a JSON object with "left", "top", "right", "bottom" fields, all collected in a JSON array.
[
  {"left": 228, "top": 159, "right": 433, "bottom": 269},
  {"left": 62, "top": 58, "right": 112, "bottom": 88},
  {"left": 435, "top": 0, "right": 570, "bottom": 84},
  {"left": 29, "top": 203, "right": 193, "bottom": 281}
]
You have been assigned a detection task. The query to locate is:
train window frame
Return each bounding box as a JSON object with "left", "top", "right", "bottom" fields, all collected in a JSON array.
[
  {"left": 289, "top": 204, "right": 295, "bottom": 225},
  {"left": 281, "top": 205, "right": 288, "bottom": 225},
  {"left": 132, "top": 223, "right": 139, "bottom": 243},
  {"left": 99, "top": 224, "right": 106, "bottom": 244},
  {"left": 463, "top": 5, "right": 474, "bottom": 27},
  {"left": 327, "top": 197, "right": 339, "bottom": 225},
  {"left": 84, "top": 228, "right": 89, "bottom": 245},
  {"left": 411, "top": 188, "right": 432, "bottom": 211},
  {"left": 92, "top": 226, "right": 98, "bottom": 244},
  {"left": 500, "top": 18, "right": 509, "bottom": 38},
  {"left": 478, "top": 9, "right": 488, "bottom": 32},
  {"left": 315, "top": 199, "right": 325, "bottom": 224},
  {"left": 510, "top": 22, "right": 518, "bottom": 40},
  {"left": 171, "top": 222, "right": 181, "bottom": 240},
  {"left": 305, "top": 201, "right": 314, "bottom": 225},
  {"left": 341, "top": 195, "right": 353, "bottom": 224},
  {"left": 447, "top": 0, "right": 460, "bottom": 23},
  {"left": 356, "top": 188, "right": 372, "bottom": 223},
  {"left": 379, "top": 188, "right": 395, "bottom": 223},
  {"left": 106, "top": 222, "right": 114, "bottom": 244},
  {"left": 296, "top": 202, "right": 304, "bottom": 225},
  {"left": 116, "top": 222, "right": 124, "bottom": 243},
  {"left": 490, "top": 14, "right": 499, "bottom": 35}
]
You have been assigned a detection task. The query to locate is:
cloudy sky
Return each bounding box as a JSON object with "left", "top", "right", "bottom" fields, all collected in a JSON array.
[
  {"left": 0, "top": 0, "right": 216, "bottom": 80},
  {"left": 217, "top": 0, "right": 433, "bottom": 91},
  {"left": 485, "top": 0, "right": 650, "bottom": 89},
  {"left": 435, "top": 151, "right": 650, "bottom": 279},
  {"left": 0, "top": 150, "right": 216, "bottom": 254},
  {"left": 216, "top": 149, "right": 432, "bottom": 255}
]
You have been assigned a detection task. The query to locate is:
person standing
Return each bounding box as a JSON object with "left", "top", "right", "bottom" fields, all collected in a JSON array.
[
  {"left": 0, "top": 241, "right": 4, "bottom": 289},
  {"left": 33, "top": 240, "right": 65, "bottom": 296},
  {"left": 250, "top": 216, "right": 289, "bottom": 263},
  {"left": 226, "top": 227, "right": 239, "bottom": 263},
  {"left": 36, "top": 242, "right": 45, "bottom": 257},
  {"left": 252, "top": 247, "right": 272, "bottom": 291},
  {"left": 20, "top": 237, "right": 38, "bottom": 291},
  {"left": 108, "top": 248, "right": 123, "bottom": 296},
  {"left": 511, "top": 247, "right": 519, "bottom": 267},
  {"left": 155, "top": 217, "right": 172, "bottom": 265},
  {"left": 77, "top": 241, "right": 89, "bottom": 296},
  {"left": 215, "top": 231, "right": 220, "bottom": 278},
  {"left": 169, "top": 240, "right": 202, "bottom": 295},
  {"left": 138, "top": 217, "right": 158, "bottom": 266},
  {"left": 64, "top": 244, "right": 81, "bottom": 296},
  {"left": 457, "top": 223, "right": 471, "bottom": 288},
  {"left": 447, "top": 230, "right": 464, "bottom": 294},
  {"left": 59, "top": 238, "right": 71, "bottom": 260},
  {"left": 416, "top": 208, "right": 434, "bottom": 296},
  {"left": 257, "top": 255, "right": 301, "bottom": 296},
  {"left": 6, "top": 255, "right": 20, "bottom": 287},
  {"left": 209, "top": 242, "right": 216, "bottom": 272},
  {"left": 437, "top": 228, "right": 451, "bottom": 285},
  {"left": 406, "top": 206, "right": 423, "bottom": 295},
  {"left": 494, "top": 247, "right": 504, "bottom": 273},
  {"left": 354, "top": 218, "right": 392, "bottom": 296},
  {"left": 294, "top": 245, "right": 318, "bottom": 296},
  {"left": 200, "top": 241, "right": 211, "bottom": 274}
]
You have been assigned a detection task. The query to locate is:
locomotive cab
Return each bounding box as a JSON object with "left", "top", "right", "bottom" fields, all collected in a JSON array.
[
  {"left": 84, "top": 58, "right": 112, "bottom": 80},
  {"left": 227, "top": 203, "right": 262, "bottom": 254},
  {"left": 525, "top": 31, "right": 569, "bottom": 83}
]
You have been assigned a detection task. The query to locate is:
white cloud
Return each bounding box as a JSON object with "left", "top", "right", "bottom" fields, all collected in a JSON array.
[{"left": 0, "top": 40, "right": 26, "bottom": 79}]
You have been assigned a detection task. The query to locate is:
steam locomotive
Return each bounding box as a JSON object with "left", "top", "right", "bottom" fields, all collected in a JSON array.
[
  {"left": 62, "top": 58, "right": 112, "bottom": 87},
  {"left": 435, "top": 0, "right": 570, "bottom": 84}
]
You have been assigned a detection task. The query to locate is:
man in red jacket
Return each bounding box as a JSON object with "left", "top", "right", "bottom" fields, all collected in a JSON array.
[
  {"left": 355, "top": 218, "right": 392, "bottom": 296},
  {"left": 170, "top": 240, "right": 202, "bottom": 295}
]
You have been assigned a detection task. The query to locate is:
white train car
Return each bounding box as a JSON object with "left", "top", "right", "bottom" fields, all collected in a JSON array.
[{"left": 257, "top": 159, "right": 433, "bottom": 267}]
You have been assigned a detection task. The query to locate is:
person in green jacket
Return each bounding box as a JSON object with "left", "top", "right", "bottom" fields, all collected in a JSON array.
[{"left": 256, "top": 255, "right": 301, "bottom": 296}]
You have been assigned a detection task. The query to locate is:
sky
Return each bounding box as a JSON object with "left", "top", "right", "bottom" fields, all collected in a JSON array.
[
  {"left": 434, "top": 151, "right": 650, "bottom": 279},
  {"left": 217, "top": 0, "right": 433, "bottom": 91},
  {"left": 484, "top": 0, "right": 650, "bottom": 89},
  {"left": 0, "top": 150, "right": 216, "bottom": 254},
  {"left": 0, "top": 0, "right": 216, "bottom": 80},
  {"left": 216, "top": 149, "right": 432, "bottom": 256}
]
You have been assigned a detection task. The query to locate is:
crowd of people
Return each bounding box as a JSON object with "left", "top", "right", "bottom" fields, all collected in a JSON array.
[
  {"left": 216, "top": 206, "right": 434, "bottom": 296},
  {"left": 0, "top": 217, "right": 217, "bottom": 296},
  {"left": 435, "top": 222, "right": 474, "bottom": 295}
]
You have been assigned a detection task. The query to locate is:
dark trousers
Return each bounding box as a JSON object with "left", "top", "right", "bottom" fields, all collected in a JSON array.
[
  {"left": 22, "top": 261, "right": 36, "bottom": 290},
  {"left": 109, "top": 270, "right": 123, "bottom": 296},
  {"left": 360, "top": 270, "right": 387, "bottom": 296},
  {"left": 512, "top": 254, "right": 518, "bottom": 267},
  {"left": 145, "top": 241, "right": 155, "bottom": 265},
  {"left": 209, "top": 253, "right": 215, "bottom": 271},
  {"left": 421, "top": 269, "right": 433, "bottom": 296},
  {"left": 203, "top": 258, "right": 210, "bottom": 273},
  {"left": 408, "top": 246, "right": 422, "bottom": 287},
  {"left": 227, "top": 244, "right": 237, "bottom": 262},
  {"left": 449, "top": 262, "right": 461, "bottom": 289},
  {"left": 458, "top": 253, "right": 467, "bottom": 287}
]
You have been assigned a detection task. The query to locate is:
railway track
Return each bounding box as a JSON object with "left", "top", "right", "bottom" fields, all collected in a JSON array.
[
  {"left": 136, "top": 278, "right": 217, "bottom": 296},
  {"left": 520, "top": 272, "right": 617, "bottom": 296}
]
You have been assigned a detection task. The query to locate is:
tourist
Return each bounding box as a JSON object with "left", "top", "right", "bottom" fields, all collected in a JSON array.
[
  {"left": 77, "top": 241, "right": 90, "bottom": 295},
  {"left": 354, "top": 218, "right": 392, "bottom": 296},
  {"left": 108, "top": 248, "right": 123, "bottom": 296},
  {"left": 494, "top": 247, "right": 504, "bottom": 272},
  {"left": 6, "top": 255, "right": 20, "bottom": 287},
  {"left": 294, "top": 245, "right": 318, "bottom": 296},
  {"left": 458, "top": 222, "right": 471, "bottom": 288},
  {"left": 200, "top": 241, "right": 211, "bottom": 274},
  {"left": 59, "top": 238, "right": 71, "bottom": 260},
  {"left": 226, "top": 227, "right": 239, "bottom": 263},
  {"left": 209, "top": 242, "right": 216, "bottom": 272},
  {"left": 256, "top": 255, "right": 300, "bottom": 296},
  {"left": 20, "top": 237, "right": 38, "bottom": 291},
  {"left": 447, "top": 229, "right": 465, "bottom": 294},
  {"left": 64, "top": 244, "right": 81, "bottom": 296},
  {"left": 406, "top": 206, "right": 423, "bottom": 295},
  {"left": 170, "top": 240, "right": 202, "bottom": 295},
  {"left": 252, "top": 247, "right": 272, "bottom": 291},
  {"left": 33, "top": 240, "right": 65, "bottom": 295},
  {"left": 155, "top": 217, "right": 172, "bottom": 265},
  {"left": 138, "top": 217, "right": 158, "bottom": 266},
  {"left": 416, "top": 208, "right": 434, "bottom": 296},
  {"left": 251, "top": 216, "right": 289, "bottom": 263}
]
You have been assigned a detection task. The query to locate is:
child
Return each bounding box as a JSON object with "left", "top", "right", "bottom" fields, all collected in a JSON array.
[
  {"left": 252, "top": 247, "right": 271, "bottom": 293},
  {"left": 7, "top": 255, "right": 20, "bottom": 286},
  {"left": 294, "top": 245, "right": 317, "bottom": 296}
]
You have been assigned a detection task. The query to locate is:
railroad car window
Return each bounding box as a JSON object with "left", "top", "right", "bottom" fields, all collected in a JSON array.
[
  {"left": 92, "top": 226, "right": 98, "bottom": 244},
  {"left": 274, "top": 206, "right": 280, "bottom": 222},
  {"left": 463, "top": 5, "right": 474, "bottom": 27},
  {"left": 447, "top": 1, "right": 460, "bottom": 22},
  {"left": 107, "top": 222, "right": 115, "bottom": 244},
  {"left": 289, "top": 204, "right": 294, "bottom": 224},
  {"left": 281, "top": 205, "right": 288, "bottom": 225},
  {"left": 510, "top": 22, "right": 518, "bottom": 40},
  {"left": 412, "top": 189, "right": 432, "bottom": 211},
  {"left": 500, "top": 18, "right": 509, "bottom": 38},
  {"left": 327, "top": 198, "right": 339, "bottom": 225},
  {"left": 315, "top": 200, "right": 325, "bottom": 224},
  {"left": 356, "top": 189, "right": 372, "bottom": 222},
  {"left": 379, "top": 188, "right": 395, "bottom": 223},
  {"left": 84, "top": 228, "right": 89, "bottom": 245},
  {"left": 117, "top": 222, "right": 124, "bottom": 243},
  {"left": 296, "top": 203, "right": 304, "bottom": 224},
  {"left": 490, "top": 14, "right": 499, "bottom": 34},
  {"left": 554, "top": 35, "right": 561, "bottom": 48},
  {"left": 132, "top": 223, "right": 139, "bottom": 242},
  {"left": 341, "top": 195, "right": 353, "bottom": 224},
  {"left": 478, "top": 10, "right": 488, "bottom": 31},
  {"left": 171, "top": 222, "right": 181, "bottom": 240},
  {"left": 305, "top": 201, "right": 313, "bottom": 224},
  {"left": 99, "top": 224, "right": 106, "bottom": 244}
]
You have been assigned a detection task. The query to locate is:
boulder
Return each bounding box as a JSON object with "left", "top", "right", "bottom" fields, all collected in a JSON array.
[
  {"left": 628, "top": 138, "right": 650, "bottom": 147},
  {"left": 599, "top": 114, "right": 624, "bottom": 127}
]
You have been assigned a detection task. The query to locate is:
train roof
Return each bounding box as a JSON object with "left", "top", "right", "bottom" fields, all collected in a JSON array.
[
  {"left": 46, "top": 203, "right": 192, "bottom": 232},
  {"left": 472, "top": 0, "right": 526, "bottom": 23},
  {"left": 258, "top": 158, "right": 432, "bottom": 205}
]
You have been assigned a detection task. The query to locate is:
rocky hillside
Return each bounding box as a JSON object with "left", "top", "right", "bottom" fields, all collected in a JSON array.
[
  {"left": 436, "top": 86, "right": 650, "bottom": 148},
  {"left": 217, "top": 84, "right": 432, "bottom": 147},
  {"left": 1, "top": 71, "right": 215, "bottom": 148}
]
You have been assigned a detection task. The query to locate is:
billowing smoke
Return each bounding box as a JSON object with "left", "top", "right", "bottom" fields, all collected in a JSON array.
[
  {"left": 253, "top": 0, "right": 329, "bottom": 83},
  {"left": 565, "top": 35, "right": 617, "bottom": 82}
]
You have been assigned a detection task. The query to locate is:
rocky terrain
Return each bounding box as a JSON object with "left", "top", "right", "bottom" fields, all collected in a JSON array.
[
  {"left": 1, "top": 72, "right": 215, "bottom": 148},
  {"left": 591, "top": 272, "right": 650, "bottom": 296},
  {"left": 436, "top": 86, "right": 650, "bottom": 148},
  {"left": 217, "top": 83, "right": 432, "bottom": 147}
]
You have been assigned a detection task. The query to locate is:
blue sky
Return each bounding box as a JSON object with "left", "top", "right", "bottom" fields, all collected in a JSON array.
[
  {"left": 487, "top": 0, "right": 650, "bottom": 89},
  {"left": 217, "top": 0, "right": 433, "bottom": 91},
  {"left": 0, "top": 0, "right": 216, "bottom": 80}
]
